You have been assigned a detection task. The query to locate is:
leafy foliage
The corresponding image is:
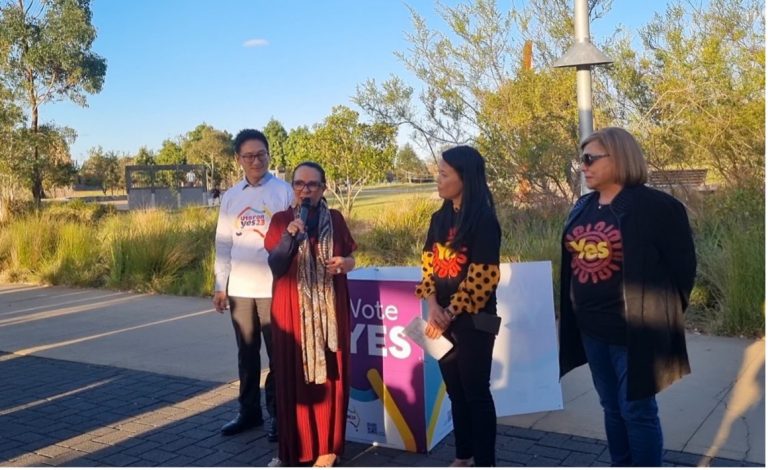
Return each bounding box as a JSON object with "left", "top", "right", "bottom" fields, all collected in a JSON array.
[
  {"left": 182, "top": 123, "right": 234, "bottom": 188},
  {"left": 263, "top": 118, "right": 289, "bottom": 172},
  {"left": 310, "top": 106, "right": 397, "bottom": 216},
  {"left": 155, "top": 139, "right": 186, "bottom": 165},
  {"left": 282, "top": 106, "right": 397, "bottom": 216},
  {"left": 355, "top": 0, "right": 613, "bottom": 203},
  {"left": 605, "top": 0, "right": 765, "bottom": 186},
  {"left": 393, "top": 144, "right": 429, "bottom": 182},
  {"left": 284, "top": 126, "right": 315, "bottom": 172},
  {"left": 80, "top": 146, "right": 121, "bottom": 194},
  {"left": 133, "top": 146, "right": 156, "bottom": 166},
  {"left": 0, "top": 0, "right": 107, "bottom": 203}
]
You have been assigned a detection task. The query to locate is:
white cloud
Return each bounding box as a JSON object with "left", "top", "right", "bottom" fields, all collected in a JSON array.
[{"left": 243, "top": 38, "right": 269, "bottom": 48}]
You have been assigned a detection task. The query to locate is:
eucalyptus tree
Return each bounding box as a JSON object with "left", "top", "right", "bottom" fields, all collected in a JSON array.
[
  {"left": 355, "top": 0, "right": 612, "bottom": 203},
  {"left": 0, "top": 0, "right": 107, "bottom": 204}
]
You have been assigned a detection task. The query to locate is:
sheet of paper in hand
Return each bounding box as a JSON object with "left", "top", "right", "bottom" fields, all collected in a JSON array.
[{"left": 403, "top": 316, "right": 454, "bottom": 360}]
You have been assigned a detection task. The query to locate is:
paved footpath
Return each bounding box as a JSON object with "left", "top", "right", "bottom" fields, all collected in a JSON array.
[
  {"left": 1, "top": 353, "right": 759, "bottom": 468},
  {"left": 0, "top": 284, "right": 763, "bottom": 467}
]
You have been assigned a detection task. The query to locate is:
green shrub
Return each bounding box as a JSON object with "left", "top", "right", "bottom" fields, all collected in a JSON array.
[
  {"left": 172, "top": 244, "right": 216, "bottom": 297},
  {"left": 167, "top": 206, "right": 217, "bottom": 296},
  {"left": 499, "top": 205, "right": 566, "bottom": 262}
]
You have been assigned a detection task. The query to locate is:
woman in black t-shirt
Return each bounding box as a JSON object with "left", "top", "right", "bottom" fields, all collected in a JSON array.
[
  {"left": 559, "top": 127, "right": 696, "bottom": 467},
  {"left": 415, "top": 145, "right": 501, "bottom": 467}
]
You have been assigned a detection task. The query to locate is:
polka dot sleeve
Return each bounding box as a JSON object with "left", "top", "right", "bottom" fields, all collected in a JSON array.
[
  {"left": 449, "top": 263, "right": 501, "bottom": 314},
  {"left": 415, "top": 250, "right": 436, "bottom": 298}
]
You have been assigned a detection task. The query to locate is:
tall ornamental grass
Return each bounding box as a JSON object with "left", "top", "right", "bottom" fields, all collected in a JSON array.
[
  {"left": 0, "top": 190, "right": 763, "bottom": 338},
  {"left": 692, "top": 187, "right": 764, "bottom": 337},
  {"left": 353, "top": 197, "right": 439, "bottom": 267},
  {"left": 0, "top": 201, "right": 217, "bottom": 295},
  {"left": 39, "top": 222, "right": 105, "bottom": 286},
  {"left": 103, "top": 207, "right": 216, "bottom": 295},
  {"left": 0, "top": 216, "right": 58, "bottom": 282}
]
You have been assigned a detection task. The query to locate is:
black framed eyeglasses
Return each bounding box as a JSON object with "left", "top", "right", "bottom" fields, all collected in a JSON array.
[
  {"left": 580, "top": 153, "right": 610, "bottom": 166},
  {"left": 292, "top": 180, "right": 323, "bottom": 191},
  {"left": 239, "top": 151, "right": 269, "bottom": 163}
]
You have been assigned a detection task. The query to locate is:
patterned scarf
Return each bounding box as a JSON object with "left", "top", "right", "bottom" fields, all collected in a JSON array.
[{"left": 295, "top": 198, "right": 337, "bottom": 384}]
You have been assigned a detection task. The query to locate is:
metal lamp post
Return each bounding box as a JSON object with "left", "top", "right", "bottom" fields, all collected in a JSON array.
[{"left": 553, "top": 0, "right": 612, "bottom": 195}]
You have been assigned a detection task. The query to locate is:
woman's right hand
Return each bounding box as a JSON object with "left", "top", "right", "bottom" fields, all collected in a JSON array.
[
  {"left": 286, "top": 218, "right": 305, "bottom": 237},
  {"left": 425, "top": 321, "right": 444, "bottom": 339},
  {"left": 425, "top": 302, "right": 451, "bottom": 339}
]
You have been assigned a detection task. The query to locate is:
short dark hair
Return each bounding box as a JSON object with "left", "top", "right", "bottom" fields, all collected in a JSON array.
[
  {"left": 291, "top": 161, "right": 327, "bottom": 184},
  {"left": 233, "top": 129, "right": 269, "bottom": 155}
]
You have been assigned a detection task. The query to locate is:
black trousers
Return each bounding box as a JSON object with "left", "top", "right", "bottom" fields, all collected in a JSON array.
[
  {"left": 439, "top": 316, "right": 497, "bottom": 466},
  {"left": 229, "top": 296, "right": 275, "bottom": 420}
]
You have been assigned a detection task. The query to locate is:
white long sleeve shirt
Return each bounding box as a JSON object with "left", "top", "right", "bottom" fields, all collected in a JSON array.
[{"left": 214, "top": 174, "right": 293, "bottom": 298}]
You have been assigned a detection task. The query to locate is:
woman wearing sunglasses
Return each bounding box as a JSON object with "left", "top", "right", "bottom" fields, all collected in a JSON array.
[
  {"left": 264, "top": 161, "right": 356, "bottom": 467},
  {"left": 559, "top": 127, "right": 696, "bottom": 466}
]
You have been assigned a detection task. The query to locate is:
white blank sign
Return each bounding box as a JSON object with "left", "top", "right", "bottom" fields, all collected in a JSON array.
[{"left": 493, "top": 261, "right": 563, "bottom": 416}]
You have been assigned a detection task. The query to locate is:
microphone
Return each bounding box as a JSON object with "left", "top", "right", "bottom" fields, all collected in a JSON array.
[
  {"left": 299, "top": 197, "right": 311, "bottom": 225},
  {"left": 297, "top": 198, "right": 311, "bottom": 240}
]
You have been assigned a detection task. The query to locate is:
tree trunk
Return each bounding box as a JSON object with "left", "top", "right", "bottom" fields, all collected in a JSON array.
[
  {"left": 30, "top": 91, "right": 44, "bottom": 205},
  {"left": 31, "top": 162, "right": 45, "bottom": 206}
]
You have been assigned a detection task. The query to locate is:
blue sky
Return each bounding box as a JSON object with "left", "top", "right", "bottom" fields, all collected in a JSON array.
[{"left": 41, "top": 0, "right": 684, "bottom": 164}]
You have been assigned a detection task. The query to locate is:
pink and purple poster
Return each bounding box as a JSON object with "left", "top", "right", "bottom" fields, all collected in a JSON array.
[{"left": 346, "top": 267, "right": 452, "bottom": 452}]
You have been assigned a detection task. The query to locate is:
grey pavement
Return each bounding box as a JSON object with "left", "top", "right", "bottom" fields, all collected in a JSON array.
[{"left": 0, "top": 283, "right": 763, "bottom": 467}]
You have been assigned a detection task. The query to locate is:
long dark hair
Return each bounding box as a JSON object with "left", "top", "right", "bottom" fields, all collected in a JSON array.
[{"left": 437, "top": 145, "right": 496, "bottom": 248}]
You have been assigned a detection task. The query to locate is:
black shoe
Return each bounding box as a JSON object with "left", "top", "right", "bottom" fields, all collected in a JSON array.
[
  {"left": 221, "top": 413, "right": 264, "bottom": 436},
  {"left": 267, "top": 417, "right": 278, "bottom": 442}
]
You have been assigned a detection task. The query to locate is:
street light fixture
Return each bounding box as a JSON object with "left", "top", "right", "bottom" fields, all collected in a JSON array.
[{"left": 553, "top": 0, "right": 612, "bottom": 195}]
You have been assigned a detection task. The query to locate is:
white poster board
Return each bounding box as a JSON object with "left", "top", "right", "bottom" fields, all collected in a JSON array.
[{"left": 493, "top": 261, "right": 563, "bottom": 416}]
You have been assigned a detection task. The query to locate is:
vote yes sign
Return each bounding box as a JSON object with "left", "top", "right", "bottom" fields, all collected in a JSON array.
[{"left": 346, "top": 267, "right": 451, "bottom": 452}]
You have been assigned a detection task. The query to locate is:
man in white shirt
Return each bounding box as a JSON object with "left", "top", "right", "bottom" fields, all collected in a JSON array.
[{"left": 213, "top": 129, "right": 293, "bottom": 439}]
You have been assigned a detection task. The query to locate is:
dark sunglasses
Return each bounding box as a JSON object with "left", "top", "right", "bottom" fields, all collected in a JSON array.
[
  {"left": 292, "top": 180, "right": 323, "bottom": 191},
  {"left": 581, "top": 153, "right": 610, "bottom": 166}
]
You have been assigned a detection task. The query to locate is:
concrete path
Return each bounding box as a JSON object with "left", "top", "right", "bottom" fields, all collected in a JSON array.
[
  {"left": 501, "top": 334, "right": 765, "bottom": 463},
  {"left": 0, "top": 284, "right": 763, "bottom": 466}
]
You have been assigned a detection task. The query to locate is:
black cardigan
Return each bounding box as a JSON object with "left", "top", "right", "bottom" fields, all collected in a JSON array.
[{"left": 559, "top": 185, "right": 697, "bottom": 400}]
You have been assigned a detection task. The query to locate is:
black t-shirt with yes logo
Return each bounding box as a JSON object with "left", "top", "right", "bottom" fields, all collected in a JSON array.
[{"left": 565, "top": 198, "right": 626, "bottom": 345}]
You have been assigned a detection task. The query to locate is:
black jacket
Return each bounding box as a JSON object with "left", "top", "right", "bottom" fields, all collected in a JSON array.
[{"left": 559, "top": 185, "right": 697, "bottom": 400}]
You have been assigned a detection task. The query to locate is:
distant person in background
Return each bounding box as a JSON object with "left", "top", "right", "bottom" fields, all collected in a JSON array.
[
  {"left": 416, "top": 145, "right": 501, "bottom": 467},
  {"left": 210, "top": 187, "right": 221, "bottom": 206},
  {"left": 185, "top": 169, "right": 197, "bottom": 187},
  {"left": 559, "top": 127, "right": 696, "bottom": 466},
  {"left": 213, "top": 129, "right": 293, "bottom": 440},
  {"left": 264, "top": 161, "right": 356, "bottom": 467}
]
